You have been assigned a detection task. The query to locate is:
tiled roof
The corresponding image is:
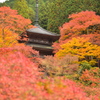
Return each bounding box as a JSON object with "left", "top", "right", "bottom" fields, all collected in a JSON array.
[{"left": 26, "top": 24, "right": 60, "bottom": 36}]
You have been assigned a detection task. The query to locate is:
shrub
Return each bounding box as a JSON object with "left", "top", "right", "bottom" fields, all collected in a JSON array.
[
  {"left": 79, "top": 67, "right": 100, "bottom": 86},
  {"left": 32, "top": 77, "right": 95, "bottom": 100},
  {"left": 0, "top": 48, "right": 41, "bottom": 100},
  {"left": 40, "top": 54, "right": 78, "bottom": 77},
  {"left": 78, "top": 61, "right": 92, "bottom": 75},
  {"left": 0, "top": 47, "right": 98, "bottom": 100}
]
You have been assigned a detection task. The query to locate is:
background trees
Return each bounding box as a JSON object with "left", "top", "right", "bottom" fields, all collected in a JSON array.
[
  {"left": 39, "top": 0, "right": 100, "bottom": 33},
  {"left": 12, "top": 0, "right": 35, "bottom": 21},
  {"left": 1, "top": 0, "right": 100, "bottom": 33}
]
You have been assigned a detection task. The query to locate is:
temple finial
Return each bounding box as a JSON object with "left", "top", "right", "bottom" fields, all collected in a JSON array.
[{"left": 35, "top": 0, "right": 39, "bottom": 26}]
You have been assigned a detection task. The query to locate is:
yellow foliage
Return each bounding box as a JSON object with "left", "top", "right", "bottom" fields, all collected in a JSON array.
[
  {"left": 89, "top": 60, "right": 97, "bottom": 66},
  {"left": 0, "top": 27, "right": 19, "bottom": 47},
  {"left": 56, "top": 37, "right": 100, "bottom": 62}
]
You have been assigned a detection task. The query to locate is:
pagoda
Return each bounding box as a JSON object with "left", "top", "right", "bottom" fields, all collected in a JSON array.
[{"left": 19, "top": 0, "right": 60, "bottom": 55}]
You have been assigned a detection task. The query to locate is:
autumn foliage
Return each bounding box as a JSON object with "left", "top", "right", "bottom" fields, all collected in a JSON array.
[
  {"left": 55, "top": 37, "right": 100, "bottom": 67},
  {"left": 51, "top": 11, "right": 100, "bottom": 99},
  {"left": 53, "top": 11, "right": 100, "bottom": 67},
  {"left": 0, "top": 48, "right": 40, "bottom": 100},
  {"left": 0, "top": 6, "right": 100, "bottom": 99},
  {"left": 79, "top": 67, "right": 100, "bottom": 86},
  {"left": 0, "top": 28, "right": 18, "bottom": 47},
  {"left": 0, "top": 6, "right": 33, "bottom": 34},
  {"left": 0, "top": 6, "right": 35, "bottom": 47},
  {"left": 40, "top": 55, "right": 78, "bottom": 76},
  {"left": 0, "top": 47, "right": 96, "bottom": 100},
  {"left": 53, "top": 11, "right": 100, "bottom": 53},
  {"left": 60, "top": 11, "right": 100, "bottom": 40}
]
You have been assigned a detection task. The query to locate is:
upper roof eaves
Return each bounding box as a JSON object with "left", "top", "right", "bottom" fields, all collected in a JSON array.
[{"left": 26, "top": 24, "right": 60, "bottom": 36}]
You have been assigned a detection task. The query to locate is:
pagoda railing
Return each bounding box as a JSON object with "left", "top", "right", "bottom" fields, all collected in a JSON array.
[{"left": 28, "top": 39, "right": 52, "bottom": 45}]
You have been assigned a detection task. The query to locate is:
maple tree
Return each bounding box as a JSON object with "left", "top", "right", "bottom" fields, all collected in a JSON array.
[
  {"left": 60, "top": 11, "right": 100, "bottom": 39},
  {"left": 80, "top": 85, "right": 100, "bottom": 99},
  {"left": 0, "top": 47, "right": 96, "bottom": 100},
  {"left": 79, "top": 67, "right": 100, "bottom": 86},
  {"left": 82, "top": 24, "right": 100, "bottom": 46},
  {"left": 33, "top": 77, "right": 95, "bottom": 100},
  {"left": 0, "top": 48, "right": 40, "bottom": 100},
  {"left": 40, "top": 55, "right": 78, "bottom": 77},
  {"left": 51, "top": 11, "right": 100, "bottom": 99},
  {"left": 0, "top": 6, "right": 99, "bottom": 99},
  {"left": 0, "top": 6, "right": 34, "bottom": 47},
  {"left": 78, "top": 68, "right": 100, "bottom": 100},
  {"left": 55, "top": 37, "right": 100, "bottom": 67},
  {"left": 0, "top": 27, "right": 18, "bottom": 47},
  {"left": 0, "top": 6, "right": 33, "bottom": 35},
  {"left": 53, "top": 11, "right": 100, "bottom": 53}
]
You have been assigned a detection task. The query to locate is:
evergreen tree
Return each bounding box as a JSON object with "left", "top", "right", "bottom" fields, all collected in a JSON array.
[
  {"left": 0, "top": 2, "right": 7, "bottom": 7},
  {"left": 39, "top": 0, "right": 100, "bottom": 33},
  {"left": 4, "top": 0, "right": 14, "bottom": 8},
  {"left": 12, "top": 0, "right": 35, "bottom": 21}
]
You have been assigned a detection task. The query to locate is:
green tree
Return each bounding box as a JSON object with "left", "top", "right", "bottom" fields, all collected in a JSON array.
[
  {"left": 12, "top": 0, "right": 35, "bottom": 21},
  {"left": 0, "top": 2, "right": 7, "bottom": 7},
  {"left": 4, "top": 0, "right": 14, "bottom": 7},
  {"left": 39, "top": 0, "right": 100, "bottom": 33}
]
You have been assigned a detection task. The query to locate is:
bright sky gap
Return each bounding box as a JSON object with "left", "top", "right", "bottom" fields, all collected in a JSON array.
[{"left": 0, "top": 0, "right": 8, "bottom": 3}]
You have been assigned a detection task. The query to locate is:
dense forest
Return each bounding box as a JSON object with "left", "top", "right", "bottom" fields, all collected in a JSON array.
[
  {"left": 0, "top": 0, "right": 100, "bottom": 33},
  {"left": 0, "top": 0, "right": 100, "bottom": 99}
]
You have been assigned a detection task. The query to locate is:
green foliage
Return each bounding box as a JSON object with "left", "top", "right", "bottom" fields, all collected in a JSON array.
[
  {"left": 0, "top": 2, "right": 7, "bottom": 7},
  {"left": 4, "top": 0, "right": 14, "bottom": 7},
  {"left": 12, "top": 0, "right": 35, "bottom": 20},
  {"left": 39, "top": 0, "right": 100, "bottom": 33},
  {"left": 78, "top": 61, "right": 92, "bottom": 75}
]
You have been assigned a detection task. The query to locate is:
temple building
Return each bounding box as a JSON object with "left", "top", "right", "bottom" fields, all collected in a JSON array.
[
  {"left": 25, "top": 24, "right": 60, "bottom": 55},
  {"left": 19, "top": 0, "right": 60, "bottom": 55}
]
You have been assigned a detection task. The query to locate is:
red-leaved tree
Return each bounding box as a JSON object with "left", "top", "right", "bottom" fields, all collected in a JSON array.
[
  {"left": 0, "top": 6, "right": 36, "bottom": 47},
  {"left": 0, "top": 6, "right": 33, "bottom": 34},
  {"left": 0, "top": 46, "right": 98, "bottom": 99},
  {"left": 53, "top": 11, "right": 100, "bottom": 53}
]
